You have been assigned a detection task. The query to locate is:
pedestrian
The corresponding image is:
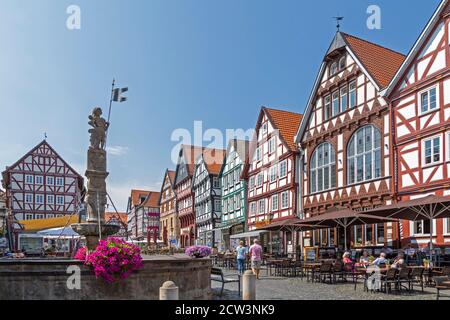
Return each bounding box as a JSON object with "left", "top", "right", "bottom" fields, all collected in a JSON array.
[
  {"left": 236, "top": 241, "right": 248, "bottom": 275},
  {"left": 249, "top": 239, "right": 263, "bottom": 280}
]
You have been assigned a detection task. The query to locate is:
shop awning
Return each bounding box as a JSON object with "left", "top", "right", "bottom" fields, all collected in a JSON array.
[
  {"left": 18, "top": 215, "right": 82, "bottom": 232},
  {"left": 230, "top": 230, "right": 269, "bottom": 239}
]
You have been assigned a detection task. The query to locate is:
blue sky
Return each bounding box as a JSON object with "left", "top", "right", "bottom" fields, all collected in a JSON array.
[{"left": 0, "top": 0, "right": 441, "bottom": 211}]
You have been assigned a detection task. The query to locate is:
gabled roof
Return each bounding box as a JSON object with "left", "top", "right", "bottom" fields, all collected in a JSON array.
[
  {"left": 219, "top": 139, "right": 251, "bottom": 176},
  {"left": 342, "top": 33, "right": 406, "bottom": 89},
  {"left": 1, "top": 140, "right": 84, "bottom": 191},
  {"left": 295, "top": 32, "right": 406, "bottom": 144},
  {"left": 382, "top": 0, "right": 449, "bottom": 97},
  {"left": 158, "top": 169, "right": 177, "bottom": 205},
  {"left": 130, "top": 189, "right": 152, "bottom": 207},
  {"left": 263, "top": 107, "right": 303, "bottom": 151},
  {"left": 105, "top": 212, "right": 128, "bottom": 226},
  {"left": 180, "top": 145, "right": 206, "bottom": 176},
  {"left": 202, "top": 148, "right": 226, "bottom": 175},
  {"left": 141, "top": 191, "right": 161, "bottom": 208},
  {"left": 168, "top": 170, "right": 176, "bottom": 184}
]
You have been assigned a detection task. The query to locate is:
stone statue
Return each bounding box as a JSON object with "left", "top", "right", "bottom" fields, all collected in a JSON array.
[
  {"left": 88, "top": 107, "right": 109, "bottom": 150},
  {"left": 71, "top": 107, "right": 118, "bottom": 251}
]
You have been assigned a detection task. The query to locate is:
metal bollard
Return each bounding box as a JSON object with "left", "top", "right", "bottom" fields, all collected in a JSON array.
[
  {"left": 242, "top": 270, "right": 256, "bottom": 300},
  {"left": 159, "top": 281, "right": 179, "bottom": 300}
]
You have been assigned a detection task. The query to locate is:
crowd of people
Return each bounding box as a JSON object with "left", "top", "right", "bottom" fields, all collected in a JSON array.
[{"left": 229, "top": 240, "right": 409, "bottom": 277}]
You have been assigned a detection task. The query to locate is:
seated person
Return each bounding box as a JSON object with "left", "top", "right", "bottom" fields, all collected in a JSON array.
[
  {"left": 359, "top": 250, "right": 370, "bottom": 264},
  {"left": 372, "top": 252, "right": 387, "bottom": 266},
  {"left": 342, "top": 252, "right": 353, "bottom": 264},
  {"left": 391, "top": 253, "right": 405, "bottom": 269}
]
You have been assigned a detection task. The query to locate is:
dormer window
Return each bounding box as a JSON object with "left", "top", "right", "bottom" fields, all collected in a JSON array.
[
  {"left": 339, "top": 56, "right": 346, "bottom": 70},
  {"left": 330, "top": 62, "right": 338, "bottom": 76}
]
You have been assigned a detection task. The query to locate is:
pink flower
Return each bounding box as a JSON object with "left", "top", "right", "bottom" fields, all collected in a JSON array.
[{"left": 78, "top": 237, "right": 144, "bottom": 283}]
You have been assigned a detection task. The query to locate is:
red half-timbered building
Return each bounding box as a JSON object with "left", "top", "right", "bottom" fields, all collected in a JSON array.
[
  {"left": 242, "top": 107, "right": 303, "bottom": 254},
  {"left": 174, "top": 145, "right": 204, "bottom": 248},
  {"left": 295, "top": 32, "right": 406, "bottom": 251},
  {"left": 1, "top": 140, "right": 84, "bottom": 222},
  {"left": 384, "top": 0, "right": 450, "bottom": 248}
]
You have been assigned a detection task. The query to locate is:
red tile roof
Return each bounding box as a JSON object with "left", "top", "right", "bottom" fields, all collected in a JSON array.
[
  {"left": 264, "top": 107, "right": 303, "bottom": 151},
  {"left": 130, "top": 190, "right": 160, "bottom": 208},
  {"left": 182, "top": 145, "right": 206, "bottom": 176},
  {"left": 342, "top": 33, "right": 406, "bottom": 89},
  {"left": 203, "top": 148, "right": 226, "bottom": 175},
  {"left": 167, "top": 170, "right": 176, "bottom": 184},
  {"left": 142, "top": 192, "right": 161, "bottom": 208},
  {"left": 105, "top": 212, "right": 128, "bottom": 225}
]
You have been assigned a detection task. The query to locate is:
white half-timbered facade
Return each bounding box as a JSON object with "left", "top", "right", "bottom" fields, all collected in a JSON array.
[
  {"left": 174, "top": 145, "right": 204, "bottom": 248},
  {"left": 219, "top": 139, "right": 249, "bottom": 250},
  {"left": 384, "top": 0, "right": 450, "bottom": 247},
  {"left": 1, "top": 140, "right": 84, "bottom": 222},
  {"left": 192, "top": 148, "right": 225, "bottom": 248},
  {"left": 243, "top": 107, "right": 302, "bottom": 254},
  {"left": 295, "top": 32, "right": 406, "bottom": 249}
]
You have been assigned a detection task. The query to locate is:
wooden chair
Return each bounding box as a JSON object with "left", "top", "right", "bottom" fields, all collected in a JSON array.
[
  {"left": 434, "top": 276, "right": 450, "bottom": 300},
  {"left": 381, "top": 268, "right": 398, "bottom": 294},
  {"left": 315, "top": 263, "right": 333, "bottom": 284},
  {"left": 333, "top": 261, "right": 346, "bottom": 283},
  {"left": 410, "top": 268, "right": 425, "bottom": 292},
  {"left": 397, "top": 268, "right": 412, "bottom": 292}
]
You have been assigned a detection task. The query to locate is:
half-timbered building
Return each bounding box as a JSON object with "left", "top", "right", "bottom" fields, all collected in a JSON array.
[
  {"left": 158, "top": 169, "right": 178, "bottom": 246},
  {"left": 243, "top": 107, "right": 302, "bottom": 254},
  {"left": 383, "top": 0, "right": 450, "bottom": 248},
  {"left": 174, "top": 145, "right": 204, "bottom": 248},
  {"left": 105, "top": 212, "right": 128, "bottom": 239},
  {"left": 192, "top": 148, "right": 225, "bottom": 248},
  {"left": 218, "top": 139, "right": 250, "bottom": 250},
  {"left": 295, "top": 32, "right": 406, "bottom": 250},
  {"left": 126, "top": 190, "right": 160, "bottom": 242},
  {"left": 1, "top": 140, "right": 84, "bottom": 222},
  {"left": 0, "top": 190, "right": 6, "bottom": 241}
]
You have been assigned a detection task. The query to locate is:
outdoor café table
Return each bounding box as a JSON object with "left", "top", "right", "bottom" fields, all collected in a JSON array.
[
  {"left": 224, "top": 254, "right": 235, "bottom": 269},
  {"left": 303, "top": 263, "right": 322, "bottom": 282},
  {"left": 268, "top": 259, "right": 285, "bottom": 276}
]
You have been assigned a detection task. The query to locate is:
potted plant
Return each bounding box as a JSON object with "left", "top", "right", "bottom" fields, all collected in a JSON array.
[
  {"left": 185, "top": 245, "right": 212, "bottom": 259},
  {"left": 75, "top": 237, "right": 144, "bottom": 283}
]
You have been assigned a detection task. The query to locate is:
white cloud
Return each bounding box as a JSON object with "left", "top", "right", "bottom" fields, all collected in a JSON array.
[
  {"left": 106, "top": 146, "right": 129, "bottom": 156},
  {"left": 106, "top": 180, "right": 162, "bottom": 212}
]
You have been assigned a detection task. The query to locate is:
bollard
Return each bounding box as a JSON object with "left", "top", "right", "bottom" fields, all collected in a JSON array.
[
  {"left": 242, "top": 270, "right": 256, "bottom": 300},
  {"left": 159, "top": 281, "right": 179, "bottom": 300}
]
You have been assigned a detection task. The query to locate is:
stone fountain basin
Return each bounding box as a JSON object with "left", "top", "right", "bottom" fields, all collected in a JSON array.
[{"left": 0, "top": 254, "right": 212, "bottom": 300}]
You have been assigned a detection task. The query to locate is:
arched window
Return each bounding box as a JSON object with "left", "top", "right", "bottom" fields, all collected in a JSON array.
[
  {"left": 330, "top": 62, "right": 338, "bottom": 76},
  {"left": 310, "top": 143, "right": 336, "bottom": 193},
  {"left": 347, "top": 125, "right": 381, "bottom": 184}
]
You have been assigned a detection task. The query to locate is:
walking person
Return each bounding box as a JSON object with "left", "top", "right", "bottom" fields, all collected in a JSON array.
[
  {"left": 236, "top": 241, "right": 248, "bottom": 275},
  {"left": 249, "top": 239, "right": 263, "bottom": 280}
]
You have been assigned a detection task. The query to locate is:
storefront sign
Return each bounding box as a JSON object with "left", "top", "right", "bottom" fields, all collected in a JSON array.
[
  {"left": 255, "top": 220, "right": 271, "bottom": 229},
  {"left": 304, "top": 247, "right": 318, "bottom": 262}
]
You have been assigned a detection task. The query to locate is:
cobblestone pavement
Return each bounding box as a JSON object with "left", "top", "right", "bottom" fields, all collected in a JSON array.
[{"left": 211, "top": 268, "right": 443, "bottom": 300}]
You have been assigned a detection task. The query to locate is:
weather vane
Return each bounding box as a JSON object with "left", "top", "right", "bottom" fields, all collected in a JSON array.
[{"left": 333, "top": 16, "right": 344, "bottom": 32}]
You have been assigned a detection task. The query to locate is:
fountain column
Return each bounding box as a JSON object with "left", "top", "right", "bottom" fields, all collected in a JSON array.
[{"left": 72, "top": 107, "right": 119, "bottom": 251}]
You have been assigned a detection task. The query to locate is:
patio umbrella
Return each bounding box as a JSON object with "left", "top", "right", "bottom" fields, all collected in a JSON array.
[
  {"left": 366, "top": 195, "right": 450, "bottom": 262},
  {"left": 263, "top": 218, "right": 320, "bottom": 233},
  {"left": 298, "top": 207, "right": 397, "bottom": 250}
]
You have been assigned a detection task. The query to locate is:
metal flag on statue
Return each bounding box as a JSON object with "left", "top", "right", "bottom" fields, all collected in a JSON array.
[{"left": 112, "top": 87, "right": 128, "bottom": 103}]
